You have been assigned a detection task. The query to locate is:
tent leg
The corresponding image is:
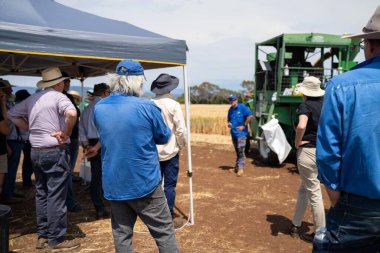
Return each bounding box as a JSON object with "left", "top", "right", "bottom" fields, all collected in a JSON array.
[
  {"left": 80, "top": 77, "right": 85, "bottom": 111},
  {"left": 183, "top": 65, "right": 194, "bottom": 226}
]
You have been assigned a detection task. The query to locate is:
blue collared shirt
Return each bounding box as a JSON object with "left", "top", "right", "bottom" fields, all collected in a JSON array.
[
  {"left": 93, "top": 94, "right": 171, "bottom": 200},
  {"left": 316, "top": 54, "right": 380, "bottom": 199},
  {"left": 228, "top": 103, "right": 252, "bottom": 138}
]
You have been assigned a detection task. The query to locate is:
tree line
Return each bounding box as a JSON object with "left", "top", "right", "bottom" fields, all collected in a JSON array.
[{"left": 177, "top": 80, "right": 254, "bottom": 104}]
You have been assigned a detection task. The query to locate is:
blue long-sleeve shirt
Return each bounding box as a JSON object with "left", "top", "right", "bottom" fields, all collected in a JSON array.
[
  {"left": 316, "top": 55, "right": 380, "bottom": 199},
  {"left": 93, "top": 94, "right": 171, "bottom": 200}
]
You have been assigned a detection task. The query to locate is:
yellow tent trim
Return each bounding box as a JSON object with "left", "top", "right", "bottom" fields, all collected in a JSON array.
[{"left": 0, "top": 49, "right": 186, "bottom": 66}]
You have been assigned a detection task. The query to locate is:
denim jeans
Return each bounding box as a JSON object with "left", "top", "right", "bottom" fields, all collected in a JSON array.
[
  {"left": 313, "top": 192, "right": 380, "bottom": 253},
  {"left": 111, "top": 185, "right": 179, "bottom": 253},
  {"left": 160, "top": 154, "right": 179, "bottom": 217},
  {"left": 2, "top": 140, "right": 24, "bottom": 198},
  {"left": 31, "top": 145, "right": 70, "bottom": 247},
  {"left": 232, "top": 136, "right": 246, "bottom": 169},
  {"left": 22, "top": 141, "right": 34, "bottom": 187}
]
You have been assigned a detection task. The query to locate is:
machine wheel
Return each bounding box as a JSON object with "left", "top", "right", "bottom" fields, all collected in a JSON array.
[{"left": 257, "top": 137, "right": 280, "bottom": 166}]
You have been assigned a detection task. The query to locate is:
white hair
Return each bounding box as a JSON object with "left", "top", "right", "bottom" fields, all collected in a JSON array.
[{"left": 108, "top": 74, "right": 144, "bottom": 97}]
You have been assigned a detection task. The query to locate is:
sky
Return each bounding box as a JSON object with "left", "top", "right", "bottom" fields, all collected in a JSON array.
[{"left": 5, "top": 0, "right": 380, "bottom": 92}]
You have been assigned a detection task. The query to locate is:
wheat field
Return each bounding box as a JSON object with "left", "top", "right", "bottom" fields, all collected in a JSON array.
[{"left": 181, "top": 104, "right": 230, "bottom": 136}]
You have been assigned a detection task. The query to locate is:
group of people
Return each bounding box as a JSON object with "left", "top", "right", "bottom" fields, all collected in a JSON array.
[
  {"left": 1, "top": 59, "right": 187, "bottom": 252},
  {"left": 291, "top": 6, "right": 380, "bottom": 253},
  {"left": 225, "top": 5, "right": 380, "bottom": 253}
]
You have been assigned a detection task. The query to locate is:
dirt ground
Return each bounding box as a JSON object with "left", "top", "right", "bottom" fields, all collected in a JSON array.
[{"left": 5, "top": 140, "right": 329, "bottom": 253}]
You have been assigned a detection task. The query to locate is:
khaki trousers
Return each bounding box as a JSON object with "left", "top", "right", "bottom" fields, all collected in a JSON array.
[{"left": 292, "top": 147, "right": 326, "bottom": 232}]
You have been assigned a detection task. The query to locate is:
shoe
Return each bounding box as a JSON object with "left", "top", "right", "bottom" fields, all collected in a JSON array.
[
  {"left": 300, "top": 232, "right": 315, "bottom": 243},
  {"left": 173, "top": 218, "right": 185, "bottom": 229},
  {"left": 68, "top": 204, "right": 82, "bottom": 213},
  {"left": 290, "top": 225, "right": 300, "bottom": 238},
  {"left": 36, "top": 236, "right": 48, "bottom": 249},
  {"left": 236, "top": 169, "right": 244, "bottom": 177},
  {"left": 46, "top": 239, "right": 80, "bottom": 253},
  {"left": 95, "top": 209, "right": 109, "bottom": 220}
]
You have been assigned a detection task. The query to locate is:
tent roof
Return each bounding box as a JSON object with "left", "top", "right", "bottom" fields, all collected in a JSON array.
[{"left": 0, "top": 0, "right": 187, "bottom": 78}]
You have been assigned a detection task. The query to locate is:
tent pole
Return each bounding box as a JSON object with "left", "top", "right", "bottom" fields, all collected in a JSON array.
[
  {"left": 80, "top": 77, "right": 85, "bottom": 112},
  {"left": 183, "top": 65, "right": 194, "bottom": 225}
]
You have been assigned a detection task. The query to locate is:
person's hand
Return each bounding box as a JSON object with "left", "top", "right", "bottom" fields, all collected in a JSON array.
[
  {"left": 237, "top": 125, "right": 245, "bottom": 132},
  {"left": 227, "top": 123, "right": 232, "bottom": 128},
  {"left": 51, "top": 131, "right": 70, "bottom": 144},
  {"left": 85, "top": 145, "right": 98, "bottom": 158}
]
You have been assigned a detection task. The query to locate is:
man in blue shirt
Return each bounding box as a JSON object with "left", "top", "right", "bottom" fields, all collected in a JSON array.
[
  {"left": 227, "top": 94, "right": 252, "bottom": 177},
  {"left": 86, "top": 60, "right": 179, "bottom": 253},
  {"left": 315, "top": 5, "right": 380, "bottom": 252}
]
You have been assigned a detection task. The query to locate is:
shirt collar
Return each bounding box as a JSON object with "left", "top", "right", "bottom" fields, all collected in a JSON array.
[
  {"left": 351, "top": 54, "right": 380, "bottom": 71},
  {"left": 154, "top": 93, "right": 172, "bottom": 99}
]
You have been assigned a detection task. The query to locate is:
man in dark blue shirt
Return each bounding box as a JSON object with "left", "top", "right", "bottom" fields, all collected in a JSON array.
[
  {"left": 227, "top": 94, "right": 252, "bottom": 177},
  {"left": 315, "top": 5, "right": 380, "bottom": 252}
]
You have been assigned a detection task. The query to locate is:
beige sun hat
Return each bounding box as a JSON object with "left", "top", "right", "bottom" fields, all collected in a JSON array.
[
  {"left": 296, "top": 76, "right": 325, "bottom": 97},
  {"left": 343, "top": 5, "right": 380, "bottom": 39},
  {"left": 67, "top": 90, "right": 81, "bottom": 99},
  {"left": 37, "top": 67, "right": 69, "bottom": 89}
]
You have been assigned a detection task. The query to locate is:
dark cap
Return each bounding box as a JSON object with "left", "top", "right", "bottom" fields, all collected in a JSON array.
[{"left": 15, "top": 89, "right": 31, "bottom": 103}]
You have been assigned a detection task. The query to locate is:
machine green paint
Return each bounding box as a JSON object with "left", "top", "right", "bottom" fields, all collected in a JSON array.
[{"left": 249, "top": 33, "right": 361, "bottom": 163}]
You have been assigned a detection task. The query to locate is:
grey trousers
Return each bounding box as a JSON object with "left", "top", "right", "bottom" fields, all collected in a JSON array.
[
  {"left": 111, "top": 184, "right": 179, "bottom": 253},
  {"left": 292, "top": 147, "right": 326, "bottom": 233}
]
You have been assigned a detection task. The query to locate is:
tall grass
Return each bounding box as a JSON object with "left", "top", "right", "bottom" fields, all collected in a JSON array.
[{"left": 181, "top": 104, "right": 230, "bottom": 136}]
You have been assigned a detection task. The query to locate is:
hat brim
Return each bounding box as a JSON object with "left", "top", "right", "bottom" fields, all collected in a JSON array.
[
  {"left": 37, "top": 77, "right": 69, "bottom": 89},
  {"left": 297, "top": 86, "right": 325, "bottom": 97},
  {"left": 342, "top": 31, "right": 380, "bottom": 39}
]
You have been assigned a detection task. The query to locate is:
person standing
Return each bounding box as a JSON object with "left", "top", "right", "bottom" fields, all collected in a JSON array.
[
  {"left": 62, "top": 73, "right": 82, "bottom": 212},
  {"left": 289, "top": 76, "right": 325, "bottom": 242},
  {"left": 86, "top": 60, "right": 179, "bottom": 253},
  {"left": 315, "top": 6, "right": 380, "bottom": 252},
  {"left": 8, "top": 67, "right": 80, "bottom": 252},
  {"left": 79, "top": 83, "right": 110, "bottom": 219},
  {"left": 0, "top": 79, "right": 25, "bottom": 203},
  {"left": 151, "top": 74, "right": 187, "bottom": 226},
  {"left": 227, "top": 94, "right": 253, "bottom": 177}
]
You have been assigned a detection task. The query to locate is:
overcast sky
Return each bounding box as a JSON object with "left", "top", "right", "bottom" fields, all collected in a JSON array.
[{"left": 6, "top": 0, "right": 380, "bottom": 91}]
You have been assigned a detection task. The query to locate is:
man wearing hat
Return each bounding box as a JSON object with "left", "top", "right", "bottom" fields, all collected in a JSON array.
[
  {"left": 86, "top": 60, "right": 179, "bottom": 252},
  {"left": 289, "top": 76, "right": 325, "bottom": 242},
  {"left": 315, "top": 5, "right": 380, "bottom": 252},
  {"left": 151, "top": 74, "right": 187, "bottom": 227},
  {"left": 227, "top": 94, "right": 252, "bottom": 177},
  {"left": 8, "top": 67, "right": 80, "bottom": 252},
  {"left": 79, "top": 82, "right": 110, "bottom": 219}
]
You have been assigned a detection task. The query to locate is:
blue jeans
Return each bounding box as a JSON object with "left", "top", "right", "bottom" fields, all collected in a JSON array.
[
  {"left": 31, "top": 146, "right": 70, "bottom": 247},
  {"left": 110, "top": 185, "right": 179, "bottom": 253},
  {"left": 313, "top": 192, "right": 380, "bottom": 253},
  {"left": 2, "top": 140, "right": 24, "bottom": 198},
  {"left": 232, "top": 136, "right": 246, "bottom": 169},
  {"left": 160, "top": 154, "right": 179, "bottom": 217}
]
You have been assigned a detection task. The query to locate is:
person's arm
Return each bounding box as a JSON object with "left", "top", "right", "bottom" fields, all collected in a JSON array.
[
  {"left": 0, "top": 92, "right": 9, "bottom": 135},
  {"left": 51, "top": 109, "right": 77, "bottom": 144},
  {"left": 173, "top": 103, "right": 187, "bottom": 149},
  {"left": 294, "top": 115, "right": 309, "bottom": 149},
  {"left": 316, "top": 80, "right": 343, "bottom": 207},
  {"left": 7, "top": 96, "right": 29, "bottom": 131},
  {"left": 237, "top": 105, "right": 253, "bottom": 132}
]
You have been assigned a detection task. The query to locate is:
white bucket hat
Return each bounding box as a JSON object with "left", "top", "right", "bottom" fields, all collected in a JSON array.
[
  {"left": 37, "top": 67, "right": 69, "bottom": 89},
  {"left": 343, "top": 5, "right": 380, "bottom": 39},
  {"left": 296, "top": 76, "right": 325, "bottom": 97}
]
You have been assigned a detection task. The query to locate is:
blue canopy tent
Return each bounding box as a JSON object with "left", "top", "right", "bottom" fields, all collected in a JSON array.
[{"left": 0, "top": 0, "right": 194, "bottom": 225}]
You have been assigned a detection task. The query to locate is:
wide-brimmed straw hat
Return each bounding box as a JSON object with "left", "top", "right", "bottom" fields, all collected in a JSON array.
[
  {"left": 296, "top": 76, "right": 325, "bottom": 97},
  {"left": 151, "top": 74, "right": 179, "bottom": 95},
  {"left": 37, "top": 67, "right": 69, "bottom": 89},
  {"left": 67, "top": 90, "right": 81, "bottom": 99},
  {"left": 343, "top": 5, "right": 380, "bottom": 39}
]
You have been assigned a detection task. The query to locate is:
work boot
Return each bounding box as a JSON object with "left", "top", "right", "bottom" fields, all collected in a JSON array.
[
  {"left": 300, "top": 232, "right": 315, "bottom": 243},
  {"left": 46, "top": 239, "right": 80, "bottom": 253},
  {"left": 236, "top": 169, "right": 244, "bottom": 177},
  {"left": 36, "top": 236, "right": 48, "bottom": 249}
]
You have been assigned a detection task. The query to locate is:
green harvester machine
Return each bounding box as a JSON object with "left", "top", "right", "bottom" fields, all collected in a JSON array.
[{"left": 250, "top": 33, "right": 361, "bottom": 164}]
